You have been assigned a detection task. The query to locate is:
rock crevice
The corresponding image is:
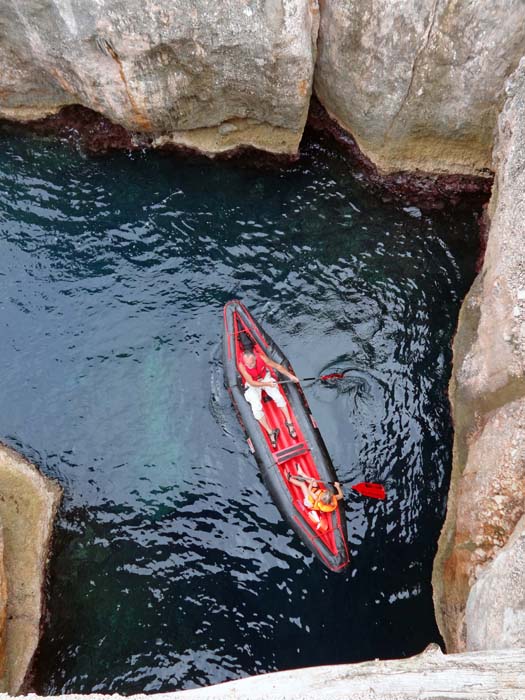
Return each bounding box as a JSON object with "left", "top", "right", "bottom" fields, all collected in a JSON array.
[{"left": 385, "top": 0, "right": 440, "bottom": 141}]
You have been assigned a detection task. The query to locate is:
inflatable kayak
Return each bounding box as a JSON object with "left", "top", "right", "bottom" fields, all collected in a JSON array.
[{"left": 223, "top": 300, "right": 349, "bottom": 572}]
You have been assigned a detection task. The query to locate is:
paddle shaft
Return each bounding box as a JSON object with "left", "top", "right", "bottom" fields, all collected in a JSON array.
[{"left": 276, "top": 370, "right": 350, "bottom": 385}]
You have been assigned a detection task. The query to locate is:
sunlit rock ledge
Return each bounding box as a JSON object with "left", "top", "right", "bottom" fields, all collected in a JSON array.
[
  {"left": 0, "top": 444, "right": 62, "bottom": 694},
  {"left": 18, "top": 646, "right": 525, "bottom": 700}
]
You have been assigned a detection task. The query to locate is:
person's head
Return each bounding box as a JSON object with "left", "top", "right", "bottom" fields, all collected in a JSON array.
[
  {"left": 242, "top": 350, "right": 256, "bottom": 368},
  {"left": 320, "top": 488, "right": 334, "bottom": 505}
]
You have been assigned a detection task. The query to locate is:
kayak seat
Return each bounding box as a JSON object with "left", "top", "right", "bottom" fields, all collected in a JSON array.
[
  {"left": 274, "top": 442, "right": 308, "bottom": 465},
  {"left": 262, "top": 393, "right": 273, "bottom": 403}
]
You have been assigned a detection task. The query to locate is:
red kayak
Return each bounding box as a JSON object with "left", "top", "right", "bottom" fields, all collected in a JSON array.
[{"left": 223, "top": 300, "right": 350, "bottom": 572}]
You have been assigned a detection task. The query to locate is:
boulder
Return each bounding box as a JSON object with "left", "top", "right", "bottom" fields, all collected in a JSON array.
[
  {"left": 315, "top": 0, "right": 525, "bottom": 176},
  {"left": 0, "top": 0, "right": 319, "bottom": 156},
  {"left": 467, "top": 514, "right": 525, "bottom": 650},
  {"left": 19, "top": 645, "right": 525, "bottom": 699},
  {"left": 0, "top": 443, "right": 61, "bottom": 694}
]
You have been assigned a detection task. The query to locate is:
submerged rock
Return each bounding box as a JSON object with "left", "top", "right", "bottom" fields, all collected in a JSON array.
[
  {"left": 315, "top": 0, "right": 525, "bottom": 177},
  {"left": 0, "top": 0, "right": 319, "bottom": 156},
  {"left": 0, "top": 443, "right": 61, "bottom": 694},
  {"left": 433, "top": 59, "right": 525, "bottom": 652}
]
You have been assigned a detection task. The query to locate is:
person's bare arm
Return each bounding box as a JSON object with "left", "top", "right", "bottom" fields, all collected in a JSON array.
[
  {"left": 259, "top": 351, "right": 299, "bottom": 382},
  {"left": 333, "top": 482, "right": 344, "bottom": 500},
  {"left": 239, "top": 363, "right": 274, "bottom": 388}
]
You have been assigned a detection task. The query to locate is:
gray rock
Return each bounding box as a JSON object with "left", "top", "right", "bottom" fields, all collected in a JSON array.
[
  {"left": 0, "top": 443, "right": 62, "bottom": 694},
  {"left": 433, "top": 59, "right": 525, "bottom": 653},
  {"left": 315, "top": 0, "right": 525, "bottom": 176},
  {"left": 467, "top": 515, "right": 525, "bottom": 650},
  {"left": 0, "top": 0, "right": 319, "bottom": 156}
]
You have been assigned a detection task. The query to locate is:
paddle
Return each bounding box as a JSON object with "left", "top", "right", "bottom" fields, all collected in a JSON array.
[
  {"left": 277, "top": 369, "right": 353, "bottom": 385},
  {"left": 290, "top": 474, "right": 386, "bottom": 501},
  {"left": 350, "top": 482, "right": 386, "bottom": 500}
]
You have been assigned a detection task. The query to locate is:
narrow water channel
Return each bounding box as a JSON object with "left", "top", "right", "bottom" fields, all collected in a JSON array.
[{"left": 0, "top": 130, "right": 479, "bottom": 693}]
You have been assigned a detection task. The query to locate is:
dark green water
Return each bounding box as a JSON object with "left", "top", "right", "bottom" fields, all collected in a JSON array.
[{"left": 0, "top": 130, "right": 479, "bottom": 694}]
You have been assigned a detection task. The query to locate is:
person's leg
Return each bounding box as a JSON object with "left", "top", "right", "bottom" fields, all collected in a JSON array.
[
  {"left": 258, "top": 415, "right": 273, "bottom": 433},
  {"left": 245, "top": 385, "right": 277, "bottom": 438},
  {"left": 296, "top": 464, "right": 317, "bottom": 484},
  {"left": 288, "top": 475, "right": 310, "bottom": 502},
  {"left": 265, "top": 378, "right": 296, "bottom": 436},
  {"left": 296, "top": 464, "right": 307, "bottom": 478}
]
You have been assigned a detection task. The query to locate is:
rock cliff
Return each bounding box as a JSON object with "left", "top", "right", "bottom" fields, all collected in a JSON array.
[
  {"left": 432, "top": 60, "right": 525, "bottom": 652},
  {"left": 0, "top": 444, "right": 62, "bottom": 694},
  {"left": 466, "top": 514, "right": 525, "bottom": 650},
  {"left": 3, "top": 0, "right": 525, "bottom": 176},
  {"left": 0, "top": 0, "right": 319, "bottom": 156},
  {"left": 314, "top": 0, "right": 525, "bottom": 176},
  {"left": 0, "top": 524, "right": 7, "bottom": 692}
]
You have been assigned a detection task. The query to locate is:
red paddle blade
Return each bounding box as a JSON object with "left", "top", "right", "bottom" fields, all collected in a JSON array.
[
  {"left": 351, "top": 482, "right": 386, "bottom": 500},
  {"left": 320, "top": 372, "right": 346, "bottom": 381}
]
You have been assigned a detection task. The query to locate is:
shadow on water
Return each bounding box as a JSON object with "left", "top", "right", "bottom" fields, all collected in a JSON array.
[{"left": 0, "top": 130, "right": 480, "bottom": 693}]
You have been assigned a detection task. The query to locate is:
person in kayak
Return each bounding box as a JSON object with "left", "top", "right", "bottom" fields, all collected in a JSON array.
[
  {"left": 288, "top": 465, "right": 343, "bottom": 514},
  {"left": 239, "top": 348, "right": 299, "bottom": 448}
]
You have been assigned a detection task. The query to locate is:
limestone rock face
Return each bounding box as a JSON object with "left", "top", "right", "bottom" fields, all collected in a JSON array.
[
  {"left": 433, "top": 59, "right": 525, "bottom": 653},
  {"left": 0, "top": 523, "right": 7, "bottom": 693},
  {"left": 0, "top": 0, "right": 319, "bottom": 155},
  {"left": 314, "top": 0, "right": 525, "bottom": 176},
  {"left": 0, "top": 443, "right": 61, "bottom": 694},
  {"left": 467, "top": 514, "right": 525, "bottom": 650}
]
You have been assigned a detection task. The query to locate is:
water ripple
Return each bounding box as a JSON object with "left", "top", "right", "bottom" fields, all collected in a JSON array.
[{"left": 0, "top": 131, "right": 480, "bottom": 694}]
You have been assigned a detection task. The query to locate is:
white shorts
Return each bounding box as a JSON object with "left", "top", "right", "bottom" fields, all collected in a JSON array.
[{"left": 244, "top": 371, "right": 286, "bottom": 421}]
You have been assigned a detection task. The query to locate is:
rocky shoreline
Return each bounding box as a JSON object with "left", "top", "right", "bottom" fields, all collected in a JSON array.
[{"left": 0, "top": 444, "right": 61, "bottom": 694}]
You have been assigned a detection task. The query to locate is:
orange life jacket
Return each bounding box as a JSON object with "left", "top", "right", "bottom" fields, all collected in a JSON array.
[{"left": 308, "top": 489, "right": 338, "bottom": 513}]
